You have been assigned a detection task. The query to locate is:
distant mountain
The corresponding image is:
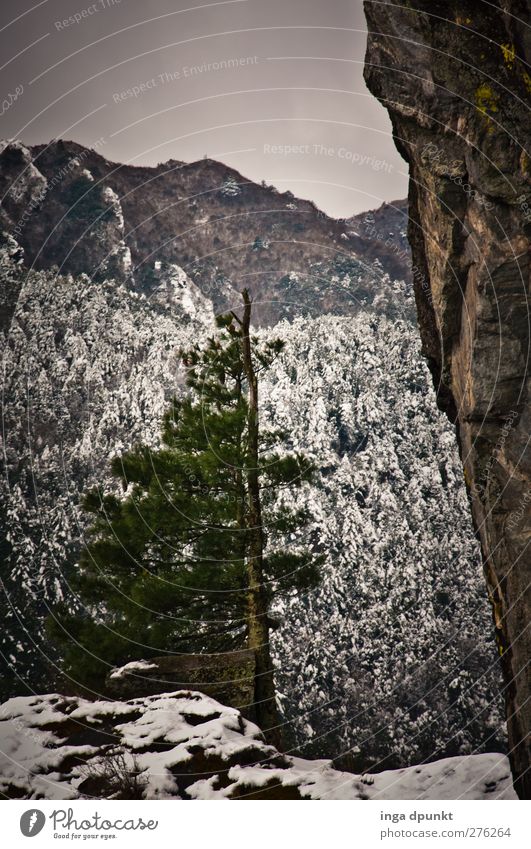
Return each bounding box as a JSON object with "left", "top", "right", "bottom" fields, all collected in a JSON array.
[
  {"left": 0, "top": 138, "right": 504, "bottom": 773},
  {"left": 0, "top": 139, "right": 410, "bottom": 324}
]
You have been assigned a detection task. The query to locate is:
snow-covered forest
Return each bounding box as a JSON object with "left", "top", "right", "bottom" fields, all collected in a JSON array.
[{"left": 0, "top": 238, "right": 505, "bottom": 772}]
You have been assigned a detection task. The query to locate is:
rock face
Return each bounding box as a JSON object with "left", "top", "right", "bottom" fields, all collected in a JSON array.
[
  {"left": 0, "top": 691, "right": 516, "bottom": 799},
  {"left": 364, "top": 0, "right": 531, "bottom": 798}
]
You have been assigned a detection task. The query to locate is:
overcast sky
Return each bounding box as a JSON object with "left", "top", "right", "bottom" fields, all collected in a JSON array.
[{"left": 1, "top": 0, "right": 408, "bottom": 217}]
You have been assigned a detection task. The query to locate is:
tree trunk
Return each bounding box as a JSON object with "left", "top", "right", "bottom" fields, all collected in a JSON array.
[{"left": 240, "top": 289, "right": 283, "bottom": 750}]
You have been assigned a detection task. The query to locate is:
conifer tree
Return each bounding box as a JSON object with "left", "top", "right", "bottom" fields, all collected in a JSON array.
[{"left": 52, "top": 290, "right": 320, "bottom": 743}]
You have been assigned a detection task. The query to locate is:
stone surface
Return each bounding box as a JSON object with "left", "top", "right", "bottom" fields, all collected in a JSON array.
[
  {"left": 0, "top": 691, "right": 516, "bottom": 800},
  {"left": 106, "top": 652, "right": 256, "bottom": 719},
  {"left": 364, "top": 0, "right": 531, "bottom": 798}
]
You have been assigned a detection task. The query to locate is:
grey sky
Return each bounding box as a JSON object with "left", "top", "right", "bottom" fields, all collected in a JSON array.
[{"left": 0, "top": 0, "right": 408, "bottom": 217}]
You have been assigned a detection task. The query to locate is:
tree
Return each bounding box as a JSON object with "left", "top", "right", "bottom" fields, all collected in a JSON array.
[{"left": 51, "top": 291, "right": 320, "bottom": 745}]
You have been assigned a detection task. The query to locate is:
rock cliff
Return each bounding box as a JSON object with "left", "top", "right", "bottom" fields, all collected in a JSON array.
[{"left": 364, "top": 0, "right": 531, "bottom": 798}]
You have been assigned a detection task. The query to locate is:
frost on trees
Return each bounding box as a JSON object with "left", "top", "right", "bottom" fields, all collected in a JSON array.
[
  {"left": 258, "top": 315, "right": 505, "bottom": 770},
  {"left": 219, "top": 177, "right": 242, "bottom": 199}
]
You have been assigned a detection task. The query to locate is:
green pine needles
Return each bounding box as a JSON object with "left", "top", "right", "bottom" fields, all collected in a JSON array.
[{"left": 51, "top": 290, "right": 321, "bottom": 743}]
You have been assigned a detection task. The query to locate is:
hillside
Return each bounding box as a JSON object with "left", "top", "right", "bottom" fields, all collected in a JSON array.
[
  {"left": 0, "top": 243, "right": 504, "bottom": 771},
  {"left": 0, "top": 689, "right": 515, "bottom": 800},
  {"left": 364, "top": 0, "right": 531, "bottom": 798},
  {"left": 0, "top": 137, "right": 505, "bottom": 781}
]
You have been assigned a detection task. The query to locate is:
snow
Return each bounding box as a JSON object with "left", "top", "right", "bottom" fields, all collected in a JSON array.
[
  {"left": 218, "top": 753, "right": 516, "bottom": 801},
  {"left": 109, "top": 660, "right": 158, "bottom": 679},
  {"left": 101, "top": 185, "right": 127, "bottom": 249},
  {"left": 1, "top": 253, "right": 214, "bottom": 698},
  {"left": 363, "top": 753, "right": 516, "bottom": 800},
  {"left": 148, "top": 262, "right": 215, "bottom": 321},
  {"left": 0, "top": 141, "right": 48, "bottom": 202},
  {"left": 219, "top": 177, "right": 241, "bottom": 197},
  {"left": 259, "top": 314, "right": 504, "bottom": 765},
  {"left": 0, "top": 245, "right": 504, "bottom": 775},
  {"left": 0, "top": 690, "right": 516, "bottom": 800}
]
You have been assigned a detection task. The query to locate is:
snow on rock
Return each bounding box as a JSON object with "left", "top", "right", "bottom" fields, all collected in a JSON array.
[
  {"left": 362, "top": 754, "right": 517, "bottom": 801},
  {"left": 0, "top": 691, "right": 516, "bottom": 800},
  {"left": 0, "top": 140, "right": 48, "bottom": 209},
  {"left": 262, "top": 314, "right": 505, "bottom": 766},
  {"left": 102, "top": 185, "right": 125, "bottom": 230},
  {"left": 0, "top": 266, "right": 504, "bottom": 769},
  {"left": 109, "top": 660, "right": 159, "bottom": 679}
]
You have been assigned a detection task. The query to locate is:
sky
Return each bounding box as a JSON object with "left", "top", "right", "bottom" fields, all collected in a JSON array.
[{"left": 0, "top": 0, "right": 408, "bottom": 217}]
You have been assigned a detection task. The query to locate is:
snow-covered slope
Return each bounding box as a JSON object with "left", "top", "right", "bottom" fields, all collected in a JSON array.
[
  {"left": 0, "top": 690, "right": 515, "bottom": 800},
  {"left": 0, "top": 139, "right": 412, "bottom": 324},
  {"left": 260, "top": 315, "right": 505, "bottom": 768}
]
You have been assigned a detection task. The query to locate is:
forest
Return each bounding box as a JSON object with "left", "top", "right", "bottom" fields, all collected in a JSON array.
[{"left": 0, "top": 0, "right": 529, "bottom": 809}]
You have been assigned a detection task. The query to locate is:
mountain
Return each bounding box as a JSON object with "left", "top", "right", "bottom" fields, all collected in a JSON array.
[
  {"left": 262, "top": 314, "right": 503, "bottom": 769},
  {"left": 0, "top": 688, "right": 516, "bottom": 800},
  {"left": 0, "top": 139, "right": 410, "bottom": 324},
  {"left": 345, "top": 197, "right": 410, "bottom": 283},
  {"left": 0, "top": 241, "right": 504, "bottom": 770}
]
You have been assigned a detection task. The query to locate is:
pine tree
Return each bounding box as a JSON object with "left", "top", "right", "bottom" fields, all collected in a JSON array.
[{"left": 51, "top": 290, "right": 320, "bottom": 744}]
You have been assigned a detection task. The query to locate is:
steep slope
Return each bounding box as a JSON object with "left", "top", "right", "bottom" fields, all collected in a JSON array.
[
  {"left": 0, "top": 689, "right": 516, "bottom": 800},
  {"left": 1, "top": 130, "right": 509, "bottom": 777},
  {"left": 364, "top": 0, "right": 531, "bottom": 797},
  {"left": 262, "top": 315, "right": 504, "bottom": 770},
  {"left": 0, "top": 139, "right": 409, "bottom": 324}
]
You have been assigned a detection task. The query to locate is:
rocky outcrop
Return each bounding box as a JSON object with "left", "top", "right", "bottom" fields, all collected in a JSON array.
[
  {"left": 0, "top": 245, "right": 214, "bottom": 700},
  {"left": 364, "top": 0, "right": 531, "bottom": 798},
  {"left": 0, "top": 138, "right": 410, "bottom": 324},
  {"left": 0, "top": 690, "right": 516, "bottom": 799}
]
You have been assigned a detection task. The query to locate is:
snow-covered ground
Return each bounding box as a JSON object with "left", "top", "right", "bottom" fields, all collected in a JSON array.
[{"left": 0, "top": 691, "right": 515, "bottom": 800}]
